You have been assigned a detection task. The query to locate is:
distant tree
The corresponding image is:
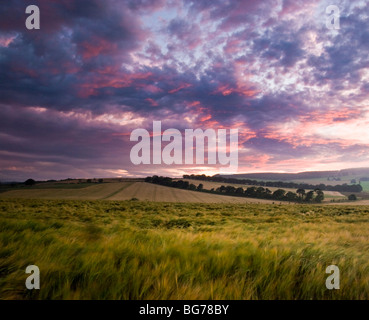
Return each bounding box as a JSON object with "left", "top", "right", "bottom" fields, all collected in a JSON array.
[
  {"left": 189, "top": 183, "right": 197, "bottom": 191},
  {"left": 183, "top": 174, "right": 362, "bottom": 193},
  {"left": 235, "top": 187, "right": 244, "bottom": 194},
  {"left": 255, "top": 187, "right": 265, "bottom": 198},
  {"left": 24, "top": 179, "right": 36, "bottom": 186},
  {"left": 98, "top": 179, "right": 104, "bottom": 183},
  {"left": 87, "top": 179, "right": 92, "bottom": 183},
  {"left": 225, "top": 186, "right": 236, "bottom": 193},
  {"left": 285, "top": 191, "right": 298, "bottom": 202},
  {"left": 162, "top": 177, "right": 173, "bottom": 186},
  {"left": 296, "top": 188, "right": 305, "bottom": 200},
  {"left": 197, "top": 183, "right": 203, "bottom": 191},
  {"left": 245, "top": 186, "right": 257, "bottom": 197},
  {"left": 272, "top": 189, "right": 286, "bottom": 200},
  {"left": 348, "top": 194, "right": 357, "bottom": 201},
  {"left": 315, "top": 189, "right": 324, "bottom": 203},
  {"left": 305, "top": 190, "right": 315, "bottom": 202}
]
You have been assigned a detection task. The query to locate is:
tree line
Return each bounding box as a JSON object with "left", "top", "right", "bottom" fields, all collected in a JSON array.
[
  {"left": 183, "top": 174, "right": 363, "bottom": 193},
  {"left": 145, "top": 176, "right": 325, "bottom": 203}
]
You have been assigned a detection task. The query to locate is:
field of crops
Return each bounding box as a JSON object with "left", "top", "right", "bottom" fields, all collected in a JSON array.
[
  {"left": 182, "top": 179, "right": 346, "bottom": 200},
  {"left": 1, "top": 198, "right": 369, "bottom": 299},
  {"left": 0, "top": 182, "right": 276, "bottom": 204}
]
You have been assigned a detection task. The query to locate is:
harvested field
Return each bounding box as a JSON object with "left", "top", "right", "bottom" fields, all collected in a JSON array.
[
  {"left": 0, "top": 182, "right": 276, "bottom": 204},
  {"left": 108, "top": 182, "right": 276, "bottom": 203},
  {"left": 1, "top": 181, "right": 363, "bottom": 204},
  {"left": 0, "top": 182, "right": 133, "bottom": 201}
]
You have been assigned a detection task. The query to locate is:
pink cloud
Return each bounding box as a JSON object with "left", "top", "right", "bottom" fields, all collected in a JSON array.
[
  {"left": 168, "top": 83, "right": 192, "bottom": 94},
  {"left": 145, "top": 98, "right": 159, "bottom": 107}
]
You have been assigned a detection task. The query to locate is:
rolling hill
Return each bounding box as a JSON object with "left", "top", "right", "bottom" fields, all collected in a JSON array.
[{"left": 218, "top": 167, "right": 369, "bottom": 181}]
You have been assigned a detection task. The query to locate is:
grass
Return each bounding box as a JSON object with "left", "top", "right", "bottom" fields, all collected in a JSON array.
[
  {"left": 359, "top": 181, "right": 369, "bottom": 192},
  {"left": 1, "top": 198, "right": 369, "bottom": 299}
]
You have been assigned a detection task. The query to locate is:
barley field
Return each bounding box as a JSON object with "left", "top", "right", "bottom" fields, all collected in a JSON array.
[{"left": 1, "top": 198, "right": 369, "bottom": 299}]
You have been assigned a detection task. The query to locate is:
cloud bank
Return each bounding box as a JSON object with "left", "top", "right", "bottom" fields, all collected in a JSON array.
[{"left": 1, "top": 0, "right": 369, "bottom": 180}]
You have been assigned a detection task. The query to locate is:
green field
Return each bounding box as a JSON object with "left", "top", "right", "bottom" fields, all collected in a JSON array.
[
  {"left": 1, "top": 198, "right": 369, "bottom": 299},
  {"left": 359, "top": 181, "right": 369, "bottom": 192},
  {"left": 234, "top": 174, "right": 369, "bottom": 192}
]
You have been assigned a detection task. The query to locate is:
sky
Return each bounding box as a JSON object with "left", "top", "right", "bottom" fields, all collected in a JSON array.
[{"left": 1, "top": 0, "right": 369, "bottom": 181}]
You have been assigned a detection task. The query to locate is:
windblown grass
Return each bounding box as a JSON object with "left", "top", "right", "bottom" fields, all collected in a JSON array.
[{"left": 1, "top": 199, "right": 369, "bottom": 299}]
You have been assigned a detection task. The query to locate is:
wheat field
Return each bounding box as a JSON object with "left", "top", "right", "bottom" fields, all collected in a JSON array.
[{"left": 1, "top": 198, "right": 369, "bottom": 299}]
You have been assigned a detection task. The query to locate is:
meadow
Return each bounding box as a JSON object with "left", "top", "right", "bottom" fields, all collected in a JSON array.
[{"left": 1, "top": 198, "right": 369, "bottom": 299}]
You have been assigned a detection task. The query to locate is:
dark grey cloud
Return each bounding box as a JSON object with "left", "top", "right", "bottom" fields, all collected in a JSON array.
[{"left": 1, "top": 0, "right": 369, "bottom": 180}]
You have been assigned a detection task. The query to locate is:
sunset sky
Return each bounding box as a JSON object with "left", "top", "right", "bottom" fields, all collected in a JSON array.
[{"left": 1, "top": 0, "right": 369, "bottom": 181}]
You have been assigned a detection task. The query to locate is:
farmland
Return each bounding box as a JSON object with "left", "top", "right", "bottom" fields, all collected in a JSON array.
[
  {"left": 1, "top": 198, "right": 369, "bottom": 299},
  {"left": 0, "top": 182, "right": 278, "bottom": 204},
  {"left": 182, "top": 179, "right": 347, "bottom": 200},
  {"left": 223, "top": 168, "right": 369, "bottom": 192},
  {"left": 287, "top": 177, "right": 369, "bottom": 192},
  {"left": 230, "top": 176, "right": 369, "bottom": 192},
  {"left": 2, "top": 179, "right": 369, "bottom": 205}
]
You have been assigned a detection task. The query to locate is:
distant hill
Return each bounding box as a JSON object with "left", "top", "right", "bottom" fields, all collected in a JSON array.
[{"left": 217, "top": 167, "right": 369, "bottom": 181}]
